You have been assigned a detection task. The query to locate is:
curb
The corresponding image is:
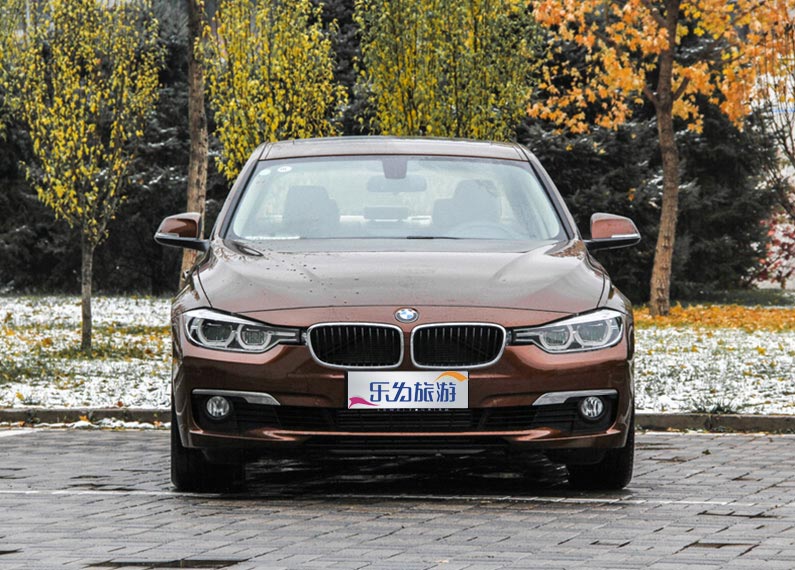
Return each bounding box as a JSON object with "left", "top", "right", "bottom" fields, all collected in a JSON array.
[
  {"left": 635, "top": 412, "right": 795, "bottom": 433},
  {"left": 0, "top": 408, "right": 168, "bottom": 425},
  {"left": 1, "top": 408, "right": 794, "bottom": 433}
]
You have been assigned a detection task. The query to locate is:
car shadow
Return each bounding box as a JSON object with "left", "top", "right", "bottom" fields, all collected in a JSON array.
[{"left": 228, "top": 452, "right": 583, "bottom": 500}]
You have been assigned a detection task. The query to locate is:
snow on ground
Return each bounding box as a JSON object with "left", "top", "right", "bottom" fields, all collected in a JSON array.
[
  {"left": 2, "top": 295, "right": 169, "bottom": 328},
  {"left": 635, "top": 328, "right": 795, "bottom": 414},
  {"left": 1, "top": 295, "right": 794, "bottom": 414},
  {"left": 1, "top": 296, "right": 172, "bottom": 409}
]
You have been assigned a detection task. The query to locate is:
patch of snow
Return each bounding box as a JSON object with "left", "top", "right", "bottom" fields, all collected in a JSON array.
[
  {"left": 635, "top": 327, "right": 795, "bottom": 414},
  {"left": 0, "top": 295, "right": 170, "bottom": 328},
  {"left": 1, "top": 295, "right": 171, "bottom": 409}
]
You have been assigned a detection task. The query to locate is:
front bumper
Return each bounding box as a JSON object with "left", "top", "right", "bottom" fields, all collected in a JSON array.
[{"left": 173, "top": 331, "right": 634, "bottom": 455}]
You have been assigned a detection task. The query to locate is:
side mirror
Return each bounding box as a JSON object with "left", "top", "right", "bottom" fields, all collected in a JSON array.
[
  {"left": 585, "top": 213, "right": 641, "bottom": 252},
  {"left": 154, "top": 213, "right": 209, "bottom": 252}
]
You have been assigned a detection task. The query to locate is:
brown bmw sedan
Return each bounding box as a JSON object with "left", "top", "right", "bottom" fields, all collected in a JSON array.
[{"left": 155, "top": 137, "right": 641, "bottom": 492}]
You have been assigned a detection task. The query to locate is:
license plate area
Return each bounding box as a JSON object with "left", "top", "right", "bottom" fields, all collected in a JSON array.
[{"left": 347, "top": 371, "right": 469, "bottom": 409}]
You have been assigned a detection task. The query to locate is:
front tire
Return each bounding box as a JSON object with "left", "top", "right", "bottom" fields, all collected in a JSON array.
[
  {"left": 170, "top": 403, "right": 245, "bottom": 492},
  {"left": 567, "top": 413, "right": 634, "bottom": 490}
]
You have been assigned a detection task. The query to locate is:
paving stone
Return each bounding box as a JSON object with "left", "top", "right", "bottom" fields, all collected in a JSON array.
[{"left": 1, "top": 430, "right": 795, "bottom": 568}]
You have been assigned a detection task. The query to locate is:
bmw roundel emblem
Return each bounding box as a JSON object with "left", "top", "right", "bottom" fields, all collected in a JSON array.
[{"left": 395, "top": 308, "right": 419, "bottom": 323}]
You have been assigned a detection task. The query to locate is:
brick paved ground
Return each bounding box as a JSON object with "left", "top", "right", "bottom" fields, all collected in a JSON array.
[{"left": 0, "top": 429, "right": 794, "bottom": 569}]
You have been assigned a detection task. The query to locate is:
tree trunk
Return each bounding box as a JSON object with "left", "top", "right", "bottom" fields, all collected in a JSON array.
[
  {"left": 648, "top": 0, "right": 682, "bottom": 317},
  {"left": 80, "top": 234, "right": 95, "bottom": 355},
  {"left": 180, "top": 0, "right": 208, "bottom": 288},
  {"left": 649, "top": 0, "right": 680, "bottom": 316},
  {"left": 649, "top": 106, "right": 680, "bottom": 317}
]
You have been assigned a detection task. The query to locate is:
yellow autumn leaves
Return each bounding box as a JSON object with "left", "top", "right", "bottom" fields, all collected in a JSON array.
[
  {"left": 201, "top": 0, "right": 346, "bottom": 181},
  {"left": 1, "top": 0, "right": 161, "bottom": 247},
  {"left": 635, "top": 304, "right": 795, "bottom": 333},
  {"left": 201, "top": 0, "right": 541, "bottom": 181},
  {"left": 3, "top": 0, "right": 791, "bottom": 213},
  {"left": 355, "top": 0, "right": 538, "bottom": 140},
  {"left": 529, "top": 0, "right": 791, "bottom": 135}
]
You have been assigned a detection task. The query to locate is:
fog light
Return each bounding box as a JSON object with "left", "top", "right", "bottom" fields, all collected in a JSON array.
[
  {"left": 579, "top": 396, "right": 605, "bottom": 421},
  {"left": 205, "top": 396, "right": 231, "bottom": 420}
]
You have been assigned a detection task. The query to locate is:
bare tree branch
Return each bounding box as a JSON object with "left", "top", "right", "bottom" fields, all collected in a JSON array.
[
  {"left": 672, "top": 76, "right": 690, "bottom": 101},
  {"left": 643, "top": 83, "right": 660, "bottom": 108}
]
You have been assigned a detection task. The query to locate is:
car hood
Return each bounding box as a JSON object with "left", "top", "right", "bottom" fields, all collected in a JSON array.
[{"left": 196, "top": 239, "right": 606, "bottom": 316}]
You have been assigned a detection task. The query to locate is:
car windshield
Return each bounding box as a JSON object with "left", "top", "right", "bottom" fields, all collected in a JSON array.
[{"left": 228, "top": 156, "right": 564, "bottom": 241}]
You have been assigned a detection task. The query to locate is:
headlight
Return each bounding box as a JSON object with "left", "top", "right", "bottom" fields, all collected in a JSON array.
[
  {"left": 512, "top": 309, "right": 624, "bottom": 353},
  {"left": 183, "top": 309, "right": 301, "bottom": 353}
]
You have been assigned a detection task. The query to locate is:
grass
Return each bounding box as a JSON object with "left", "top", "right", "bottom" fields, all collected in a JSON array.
[
  {"left": 4, "top": 322, "right": 169, "bottom": 335},
  {"left": 676, "top": 288, "right": 795, "bottom": 307},
  {"left": 94, "top": 324, "right": 170, "bottom": 336},
  {"left": 47, "top": 342, "right": 165, "bottom": 360},
  {"left": 0, "top": 361, "right": 61, "bottom": 385},
  {"left": 4, "top": 325, "right": 169, "bottom": 360},
  {"left": 684, "top": 390, "right": 744, "bottom": 415},
  {"left": 1, "top": 296, "right": 172, "bottom": 408}
]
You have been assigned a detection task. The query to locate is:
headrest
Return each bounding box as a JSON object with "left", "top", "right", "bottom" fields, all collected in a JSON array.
[
  {"left": 284, "top": 185, "right": 332, "bottom": 208},
  {"left": 452, "top": 179, "right": 500, "bottom": 222},
  {"left": 282, "top": 185, "right": 339, "bottom": 236}
]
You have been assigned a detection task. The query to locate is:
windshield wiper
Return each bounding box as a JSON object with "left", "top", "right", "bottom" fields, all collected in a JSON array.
[{"left": 405, "top": 235, "right": 462, "bottom": 240}]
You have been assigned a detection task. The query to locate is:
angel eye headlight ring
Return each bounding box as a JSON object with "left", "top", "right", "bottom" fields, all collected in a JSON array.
[
  {"left": 512, "top": 309, "right": 624, "bottom": 353},
  {"left": 184, "top": 309, "right": 300, "bottom": 353}
]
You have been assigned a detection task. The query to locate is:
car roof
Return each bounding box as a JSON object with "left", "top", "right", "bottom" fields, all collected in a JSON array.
[{"left": 261, "top": 136, "right": 528, "bottom": 161}]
